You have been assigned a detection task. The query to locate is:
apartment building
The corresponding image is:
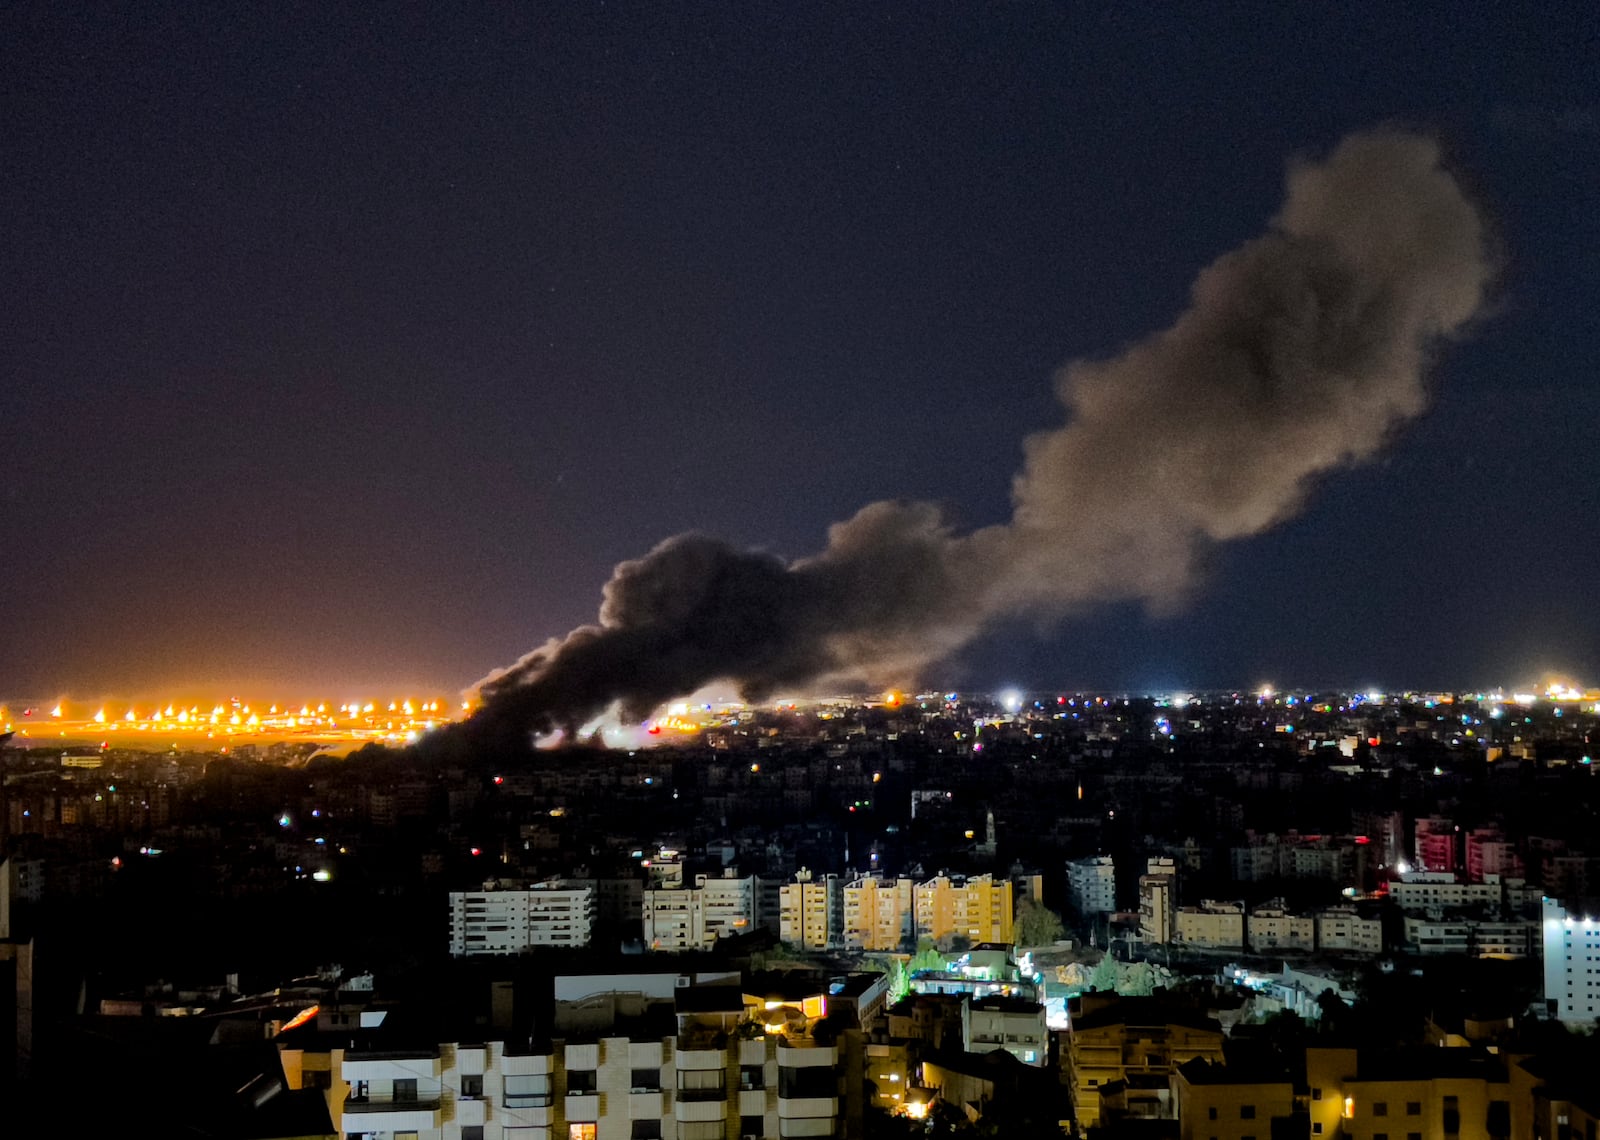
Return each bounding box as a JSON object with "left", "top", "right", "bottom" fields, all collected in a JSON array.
[
  {"left": 1066, "top": 856, "right": 1117, "bottom": 917},
  {"left": 967, "top": 996, "right": 1047, "bottom": 1067},
  {"left": 912, "top": 874, "right": 1013, "bottom": 947},
  {"left": 643, "top": 871, "right": 760, "bottom": 952},
  {"left": 778, "top": 869, "right": 842, "bottom": 950},
  {"left": 842, "top": 875, "right": 913, "bottom": 952},
  {"left": 1064, "top": 994, "right": 1224, "bottom": 1129},
  {"left": 279, "top": 971, "right": 864, "bottom": 1140},
  {"left": 1542, "top": 897, "right": 1600, "bottom": 1023},
  {"left": 1247, "top": 901, "right": 1315, "bottom": 953},
  {"left": 448, "top": 880, "right": 596, "bottom": 956},
  {"left": 1175, "top": 901, "right": 1245, "bottom": 950},
  {"left": 1315, "top": 907, "right": 1384, "bottom": 955},
  {"left": 1139, "top": 858, "right": 1178, "bottom": 945}
]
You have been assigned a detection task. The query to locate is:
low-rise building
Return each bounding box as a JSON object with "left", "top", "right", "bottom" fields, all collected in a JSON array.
[
  {"left": 1176, "top": 900, "right": 1245, "bottom": 950},
  {"left": 1316, "top": 906, "right": 1384, "bottom": 955},
  {"left": 1065, "top": 994, "right": 1224, "bottom": 1129},
  {"left": 1248, "top": 900, "right": 1315, "bottom": 953},
  {"left": 1173, "top": 1059, "right": 1297, "bottom": 1140},
  {"left": 968, "top": 995, "right": 1048, "bottom": 1067}
]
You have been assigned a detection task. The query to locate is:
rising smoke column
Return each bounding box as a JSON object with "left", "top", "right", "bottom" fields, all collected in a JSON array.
[{"left": 469, "top": 129, "right": 1492, "bottom": 744}]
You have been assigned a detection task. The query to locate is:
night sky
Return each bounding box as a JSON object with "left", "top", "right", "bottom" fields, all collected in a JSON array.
[{"left": 5, "top": 4, "right": 1598, "bottom": 700}]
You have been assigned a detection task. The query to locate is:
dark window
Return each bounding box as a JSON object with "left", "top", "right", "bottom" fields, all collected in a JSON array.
[
  {"left": 741, "top": 1116, "right": 764, "bottom": 1139},
  {"left": 393, "top": 1078, "right": 418, "bottom": 1102},
  {"left": 1314, "top": 1125, "right": 1324, "bottom": 1136},
  {"left": 631, "top": 1068, "right": 661, "bottom": 1092},
  {"left": 632, "top": 1123, "right": 663, "bottom": 1140},
  {"left": 1209, "top": 1108, "right": 1218, "bottom": 1121},
  {"left": 779, "top": 1066, "right": 835, "bottom": 1100},
  {"left": 463, "top": 1128, "right": 484, "bottom": 1140},
  {"left": 1374, "top": 1103, "right": 1388, "bottom": 1117},
  {"left": 678, "top": 1068, "right": 726, "bottom": 1101},
  {"left": 1241, "top": 1106, "right": 1256, "bottom": 1120},
  {"left": 305, "top": 1070, "right": 332, "bottom": 1090},
  {"left": 1407, "top": 1104, "right": 1420, "bottom": 1116},
  {"left": 460, "top": 1074, "right": 483, "bottom": 1098},
  {"left": 1408, "top": 1133, "right": 1422, "bottom": 1140},
  {"left": 567, "top": 1069, "right": 597, "bottom": 1095},
  {"left": 1374, "top": 1133, "right": 1388, "bottom": 1140},
  {"left": 741, "top": 1065, "right": 765, "bottom": 1090},
  {"left": 1488, "top": 1101, "right": 1511, "bottom": 1140},
  {"left": 1444, "top": 1095, "right": 1460, "bottom": 1135},
  {"left": 1312, "top": 1089, "right": 1322, "bottom": 1101}
]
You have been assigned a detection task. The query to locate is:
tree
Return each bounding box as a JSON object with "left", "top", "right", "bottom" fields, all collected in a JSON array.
[
  {"left": 1089, "top": 953, "right": 1118, "bottom": 992},
  {"left": 887, "top": 957, "right": 911, "bottom": 1005},
  {"left": 909, "top": 939, "right": 946, "bottom": 976},
  {"left": 1014, "top": 897, "right": 1065, "bottom": 948},
  {"left": 1117, "top": 960, "right": 1156, "bottom": 996}
]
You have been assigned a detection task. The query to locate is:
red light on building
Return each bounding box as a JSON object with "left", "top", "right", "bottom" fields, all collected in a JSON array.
[{"left": 1355, "top": 835, "right": 1371, "bottom": 845}]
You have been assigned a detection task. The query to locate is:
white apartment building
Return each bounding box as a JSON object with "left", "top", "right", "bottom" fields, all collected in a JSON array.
[
  {"left": 1389, "top": 872, "right": 1540, "bottom": 914},
  {"left": 448, "top": 880, "right": 595, "bottom": 956},
  {"left": 1247, "top": 901, "right": 1315, "bottom": 953},
  {"left": 968, "top": 996, "right": 1048, "bottom": 1066},
  {"left": 1404, "top": 914, "right": 1537, "bottom": 957},
  {"left": 1543, "top": 897, "right": 1600, "bottom": 1023},
  {"left": 1314, "top": 906, "right": 1384, "bottom": 955},
  {"left": 643, "top": 870, "right": 761, "bottom": 952},
  {"left": 1066, "top": 856, "right": 1117, "bottom": 917},
  {"left": 279, "top": 974, "right": 859, "bottom": 1140}
]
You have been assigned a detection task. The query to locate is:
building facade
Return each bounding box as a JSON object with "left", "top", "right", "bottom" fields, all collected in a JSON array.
[
  {"left": 448, "top": 881, "right": 596, "bottom": 956},
  {"left": 1067, "top": 856, "right": 1117, "bottom": 917}
]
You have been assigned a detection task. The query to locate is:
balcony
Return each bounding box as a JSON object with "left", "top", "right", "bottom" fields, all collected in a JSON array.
[
  {"left": 339, "top": 1097, "right": 442, "bottom": 1132},
  {"left": 341, "top": 1052, "right": 443, "bottom": 1081},
  {"left": 677, "top": 1047, "right": 727, "bottom": 1070},
  {"left": 677, "top": 1086, "right": 728, "bottom": 1103},
  {"left": 676, "top": 1098, "right": 729, "bottom": 1123},
  {"left": 629, "top": 1091, "right": 665, "bottom": 1118},
  {"left": 778, "top": 1096, "right": 839, "bottom": 1119}
]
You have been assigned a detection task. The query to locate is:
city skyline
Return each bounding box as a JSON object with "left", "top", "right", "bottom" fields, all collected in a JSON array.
[{"left": 6, "top": 6, "right": 1598, "bottom": 700}]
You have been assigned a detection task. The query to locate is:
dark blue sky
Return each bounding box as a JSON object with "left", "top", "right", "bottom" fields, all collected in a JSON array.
[{"left": 4, "top": 4, "right": 1597, "bottom": 698}]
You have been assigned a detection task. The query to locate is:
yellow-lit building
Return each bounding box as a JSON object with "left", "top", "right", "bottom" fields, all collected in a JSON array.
[
  {"left": 778, "top": 868, "right": 839, "bottom": 950},
  {"left": 1064, "top": 994, "right": 1224, "bottom": 1128},
  {"left": 843, "top": 875, "right": 914, "bottom": 951},
  {"left": 1175, "top": 900, "right": 1245, "bottom": 950},
  {"left": 1305, "top": 1046, "right": 1514, "bottom": 1140},
  {"left": 865, "top": 1039, "right": 912, "bottom": 1113},
  {"left": 1174, "top": 1059, "right": 1296, "bottom": 1140},
  {"left": 913, "top": 874, "right": 1014, "bottom": 946}
]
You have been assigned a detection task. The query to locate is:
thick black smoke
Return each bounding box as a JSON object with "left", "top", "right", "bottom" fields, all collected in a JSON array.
[{"left": 468, "top": 129, "right": 1492, "bottom": 744}]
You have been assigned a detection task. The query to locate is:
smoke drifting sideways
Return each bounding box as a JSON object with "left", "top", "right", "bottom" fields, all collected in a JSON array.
[{"left": 464, "top": 129, "right": 1493, "bottom": 751}]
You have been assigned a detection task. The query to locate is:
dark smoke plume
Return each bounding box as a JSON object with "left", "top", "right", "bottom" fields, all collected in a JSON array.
[{"left": 468, "top": 129, "right": 1492, "bottom": 745}]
